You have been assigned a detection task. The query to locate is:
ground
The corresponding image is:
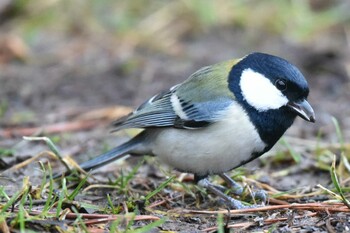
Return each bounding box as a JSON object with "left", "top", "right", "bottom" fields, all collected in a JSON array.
[{"left": 1, "top": 1, "right": 350, "bottom": 232}]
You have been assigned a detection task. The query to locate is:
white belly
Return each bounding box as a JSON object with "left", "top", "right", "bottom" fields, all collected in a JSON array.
[{"left": 150, "top": 104, "right": 266, "bottom": 176}]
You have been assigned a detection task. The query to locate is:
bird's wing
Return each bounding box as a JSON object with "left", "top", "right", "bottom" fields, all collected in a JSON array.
[{"left": 112, "top": 59, "right": 239, "bottom": 131}]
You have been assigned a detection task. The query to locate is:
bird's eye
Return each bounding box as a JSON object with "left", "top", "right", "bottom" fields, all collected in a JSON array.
[{"left": 275, "top": 79, "right": 287, "bottom": 91}]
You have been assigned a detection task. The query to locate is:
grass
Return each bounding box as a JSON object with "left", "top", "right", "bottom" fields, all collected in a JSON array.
[
  {"left": 1, "top": 125, "right": 350, "bottom": 231},
  {"left": 5, "top": 0, "right": 348, "bottom": 54},
  {"left": 1, "top": 1, "right": 350, "bottom": 231},
  {"left": 144, "top": 175, "right": 175, "bottom": 206},
  {"left": 279, "top": 138, "right": 302, "bottom": 163},
  {"left": 0, "top": 100, "right": 8, "bottom": 119},
  {"left": 0, "top": 124, "right": 350, "bottom": 232},
  {"left": 0, "top": 160, "right": 163, "bottom": 231}
]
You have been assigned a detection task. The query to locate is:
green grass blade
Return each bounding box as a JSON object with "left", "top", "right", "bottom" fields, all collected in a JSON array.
[
  {"left": 110, "top": 217, "right": 122, "bottom": 232},
  {"left": 331, "top": 117, "right": 344, "bottom": 149},
  {"left": 38, "top": 161, "right": 47, "bottom": 199},
  {"left": 23, "top": 136, "right": 62, "bottom": 157},
  {"left": 0, "top": 186, "right": 10, "bottom": 201},
  {"left": 330, "top": 155, "right": 350, "bottom": 208},
  {"left": 56, "top": 178, "right": 66, "bottom": 218},
  {"left": 121, "top": 159, "right": 144, "bottom": 190},
  {"left": 42, "top": 163, "right": 56, "bottom": 215},
  {"left": 107, "top": 194, "right": 119, "bottom": 214},
  {"left": 0, "top": 148, "right": 14, "bottom": 157},
  {"left": 127, "top": 218, "right": 166, "bottom": 233},
  {"left": 68, "top": 174, "right": 88, "bottom": 201},
  {"left": 0, "top": 177, "right": 30, "bottom": 214},
  {"left": 23, "top": 136, "right": 70, "bottom": 171},
  {"left": 280, "top": 138, "right": 301, "bottom": 163},
  {"left": 217, "top": 213, "right": 224, "bottom": 233},
  {"left": 71, "top": 206, "right": 88, "bottom": 232},
  {"left": 145, "top": 176, "right": 175, "bottom": 204},
  {"left": 18, "top": 204, "right": 26, "bottom": 233}
]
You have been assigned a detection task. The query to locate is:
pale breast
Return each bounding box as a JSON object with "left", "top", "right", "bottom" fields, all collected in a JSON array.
[{"left": 150, "top": 103, "right": 266, "bottom": 176}]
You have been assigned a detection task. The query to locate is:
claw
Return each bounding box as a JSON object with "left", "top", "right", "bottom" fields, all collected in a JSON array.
[
  {"left": 251, "top": 189, "right": 268, "bottom": 203},
  {"left": 219, "top": 173, "right": 268, "bottom": 204},
  {"left": 198, "top": 178, "right": 247, "bottom": 209},
  {"left": 196, "top": 173, "right": 268, "bottom": 209}
]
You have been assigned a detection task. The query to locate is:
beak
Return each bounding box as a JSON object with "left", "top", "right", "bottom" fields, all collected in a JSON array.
[{"left": 287, "top": 99, "right": 316, "bottom": 123}]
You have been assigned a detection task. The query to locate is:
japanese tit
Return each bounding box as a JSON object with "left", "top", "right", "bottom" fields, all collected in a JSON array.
[{"left": 66, "top": 52, "right": 315, "bottom": 209}]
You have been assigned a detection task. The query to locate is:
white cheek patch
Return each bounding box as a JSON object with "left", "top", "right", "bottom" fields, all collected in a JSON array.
[{"left": 240, "top": 68, "right": 288, "bottom": 111}]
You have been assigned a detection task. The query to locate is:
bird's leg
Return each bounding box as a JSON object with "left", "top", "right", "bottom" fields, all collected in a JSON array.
[
  {"left": 219, "top": 173, "right": 244, "bottom": 195},
  {"left": 219, "top": 173, "right": 267, "bottom": 203},
  {"left": 196, "top": 177, "right": 248, "bottom": 209}
]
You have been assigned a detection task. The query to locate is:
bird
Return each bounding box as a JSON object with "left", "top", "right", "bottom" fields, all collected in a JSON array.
[{"left": 62, "top": 52, "right": 316, "bottom": 209}]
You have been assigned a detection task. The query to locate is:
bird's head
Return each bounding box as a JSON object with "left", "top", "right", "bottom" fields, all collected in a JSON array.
[
  {"left": 229, "top": 52, "right": 315, "bottom": 147},
  {"left": 230, "top": 52, "right": 315, "bottom": 123}
]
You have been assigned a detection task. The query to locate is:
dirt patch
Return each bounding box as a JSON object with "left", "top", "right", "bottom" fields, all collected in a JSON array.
[{"left": 1, "top": 3, "right": 350, "bottom": 231}]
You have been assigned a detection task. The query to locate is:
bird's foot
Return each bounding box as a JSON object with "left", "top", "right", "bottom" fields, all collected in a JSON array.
[
  {"left": 197, "top": 178, "right": 261, "bottom": 209},
  {"left": 250, "top": 189, "right": 268, "bottom": 203},
  {"left": 219, "top": 173, "right": 268, "bottom": 203}
]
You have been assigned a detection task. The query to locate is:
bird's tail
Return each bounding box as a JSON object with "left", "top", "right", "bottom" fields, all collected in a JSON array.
[
  {"left": 79, "top": 131, "right": 148, "bottom": 171},
  {"left": 78, "top": 142, "right": 132, "bottom": 172},
  {"left": 54, "top": 131, "right": 148, "bottom": 178}
]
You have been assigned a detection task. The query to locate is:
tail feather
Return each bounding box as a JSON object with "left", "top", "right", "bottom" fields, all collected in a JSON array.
[
  {"left": 53, "top": 131, "right": 149, "bottom": 178},
  {"left": 79, "top": 139, "right": 136, "bottom": 171}
]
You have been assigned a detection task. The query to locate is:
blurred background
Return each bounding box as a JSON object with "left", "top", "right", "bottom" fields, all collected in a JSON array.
[
  {"left": 1, "top": 2, "right": 350, "bottom": 231},
  {"left": 0, "top": 0, "right": 350, "bottom": 153}
]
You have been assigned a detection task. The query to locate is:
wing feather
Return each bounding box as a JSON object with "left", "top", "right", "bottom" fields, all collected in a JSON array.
[{"left": 112, "top": 59, "right": 238, "bottom": 131}]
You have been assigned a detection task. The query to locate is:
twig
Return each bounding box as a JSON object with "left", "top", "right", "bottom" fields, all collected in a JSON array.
[
  {"left": 203, "top": 222, "right": 255, "bottom": 232},
  {"left": 147, "top": 194, "right": 182, "bottom": 208},
  {"left": 326, "top": 218, "right": 337, "bottom": 233},
  {"left": 201, "top": 211, "right": 318, "bottom": 232},
  {"left": 0, "top": 120, "right": 104, "bottom": 138},
  {"left": 1, "top": 151, "right": 57, "bottom": 174},
  {"left": 180, "top": 202, "right": 350, "bottom": 215},
  {"left": 10, "top": 209, "right": 160, "bottom": 223},
  {"left": 83, "top": 215, "right": 160, "bottom": 225}
]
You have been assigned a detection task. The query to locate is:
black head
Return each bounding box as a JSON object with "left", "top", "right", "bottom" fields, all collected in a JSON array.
[{"left": 229, "top": 52, "right": 315, "bottom": 149}]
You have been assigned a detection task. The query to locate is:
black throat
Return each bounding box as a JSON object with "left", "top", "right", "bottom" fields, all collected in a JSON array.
[
  {"left": 228, "top": 64, "right": 297, "bottom": 152},
  {"left": 242, "top": 105, "right": 296, "bottom": 151}
]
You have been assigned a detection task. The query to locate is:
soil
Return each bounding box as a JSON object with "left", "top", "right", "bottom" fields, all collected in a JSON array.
[{"left": 1, "top": 21, "right": 350, "bottom": 232}]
